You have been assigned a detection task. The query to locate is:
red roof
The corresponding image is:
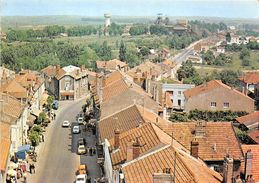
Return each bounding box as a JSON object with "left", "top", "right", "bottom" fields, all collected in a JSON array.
[
  {"left": 236, "top": 111, "right": 259, "bottom": 128},
  {"left": 239, "top": 72, "right": 259, "bottom": 84},
  {"left": 241, "top": 145, "right": 259, "bottom": 182},
  {"left": 248, "top": 130, "right": 259, "bottom": 144}
]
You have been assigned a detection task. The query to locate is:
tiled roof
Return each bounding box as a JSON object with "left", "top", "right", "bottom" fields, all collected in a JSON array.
[
  {"left": 0, "top": 79, "right": 27, "bottom": 99},
  {"left": 184, "top": 80, "right": 251, "bottom": 100},
  {"left": 109, "top": 123, "right": 166, "bottom": 169},
  {"left": 97, "top": 59, "right": 127, "bottom": 70},
  {"left": 99, "top": 105, "right": 144, "bottom": 141},
  {"left": 248, "top": 130, "right": 259, "bottom": 144},
  {"left": 1, "top": 92, "right": 23, "bottom": 120},
  {"left": 103, "top": 71, "right": 124, "bottom": 87},
  {"left": 122, "top": 146, "right": 222, "bottom": 183},
  {"left": 102, "top": 78, "right": 129, "bottom": 102},
  {"left": 0, "top": 122, "right": 11, "bottom": 171},
  {"left": 157, "top": 122, "right": 243, "bottom": 161},
  {"left": 241, "top": 145, "right": 259, "bottom": 182},
  {"left": 41, "top": 65, "right": 66, "bottom": 79},
  {"left": 101, "top": 85, "right": 160, "bottom": 119},
  {"left": 239, "top": 72, "right": 259, "bottom": 84},
  {"left": 236, "top": 111, "right": 259, "bottom": 128}
]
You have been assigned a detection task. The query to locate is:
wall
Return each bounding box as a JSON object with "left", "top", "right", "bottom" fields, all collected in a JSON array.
[
  {"left": 185, "top": 87, "right": 254, "bottom": 113},
  {"left": 103, "top": 139, "right": 114, "bottom": 183}
]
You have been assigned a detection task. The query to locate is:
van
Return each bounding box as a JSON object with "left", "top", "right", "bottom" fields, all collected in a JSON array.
[
  {"left": 52, "top": 100, "right": 59, "bottom": 110},
  {"left": 77, "top": 117, "right": 84, "bottom": 125}
]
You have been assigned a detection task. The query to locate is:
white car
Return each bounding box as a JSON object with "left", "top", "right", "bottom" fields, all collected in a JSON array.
[
  {"left": 62, "top": 120, "right": 70, "bottom": 127},
  {"left": 76, "top": 174, "right": 87, "bottom": 183},
  {"left": 78, "top": 145, "right": 86, "bottom": 155},
  {"left": 73, "top": 125, "right": 80, "bottom": 134},
  {"left": 77, "top": 117, "right": 84, "bottom": 125}
]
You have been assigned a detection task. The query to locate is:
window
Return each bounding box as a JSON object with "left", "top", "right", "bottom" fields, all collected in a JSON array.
[
  {"left": 224, "top": 102, "right": 229, "bottom": 108},
  {"left": 178, "top": 91, "right": 181, "bottom": 95},
  {"left": 211, "top": 102, "right": 216, "bottom": 107},
  {"left": 178, "top": 100, "right": 181, "bottom": 106},
  {"left": 65, "top": 82, "right": 70, "bottom": 90}
]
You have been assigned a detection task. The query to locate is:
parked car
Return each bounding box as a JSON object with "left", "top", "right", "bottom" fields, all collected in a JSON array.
[
  {"left": 76, "top": 164, "right": 88, "bottom": 175},
  {"left": 73, "top": 125, "right": 80, "bottom": 134},
  {"left": 77, "top": 117, "right": 84, "bottom": 125},
  {"left": 62, "top": 120, "right": 70, "bottom": 127},
  {"left": 78, "top": 145, "right": 86, "bottom": 155},
  {"left": 77, "top": 138, "right": 86, "bottom": 146},
  {"left": 75, "top": 174, "right": 87, "bottom": 183},
  {"left": 52, "top": 100, "right": 59, "bottom": 110}
]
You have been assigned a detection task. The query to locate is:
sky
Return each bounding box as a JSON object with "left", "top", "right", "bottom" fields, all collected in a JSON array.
[{"left": 1, "top": 0, "right": 258, "bottom": 18}]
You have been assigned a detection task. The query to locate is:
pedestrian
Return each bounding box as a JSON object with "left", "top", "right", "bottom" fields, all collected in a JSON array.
[
  {"left": 89, "top": 147, "right": 92, "bottom": 156},
  {"left": 54, "top": 113, "right": 56, "bottom": 120},
  {"left": 29, "top": 164, "right": 32, "bottom": 174},
  {"left": 87, "top": 178, "right": 91, "bottom": 183},
  {"left": 31, "top": 164, "right": 35, "bottom": 174},
  {"left": 42, "top": 134, "right": 44, "bottom": 142},
  {"left": 23, "top": 173, "right": 27, "bottom": 183}
]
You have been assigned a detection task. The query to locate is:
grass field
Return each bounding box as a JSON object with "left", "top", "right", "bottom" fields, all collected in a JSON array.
[{"left": 195, "top": 51, "right": 259, "bottom": 76}]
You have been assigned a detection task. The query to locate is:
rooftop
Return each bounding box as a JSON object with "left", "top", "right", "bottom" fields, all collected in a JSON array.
[
  {"left": 236, "top": 111, "right": 259, "bottom": 128},
  {"left": 239, "top": 72, "right": 259, "bottom": 84},
  {"left": 248, "top": 130, "right": 259, "bottom": 144}
]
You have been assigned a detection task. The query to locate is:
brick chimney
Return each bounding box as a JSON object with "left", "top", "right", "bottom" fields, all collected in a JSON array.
[
  {"left": 132, "top": 139, "right": 140, "bottom": 159},
  {"left": 114, "top": 128, "right": 120, "bottom": 149},
  {"left": 244, "top": 149, "right": 253, "bottom": 179},
  {"left": 190, "top": 140, "right": 199, "bottom": 158},
  {"left": 223, "top": 155, "right": 233, "bottom": 183}
]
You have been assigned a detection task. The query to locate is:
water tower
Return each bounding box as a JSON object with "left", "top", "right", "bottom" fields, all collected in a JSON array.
[{"left": 104, "top": 13, "right": 111, "bottom": 27}]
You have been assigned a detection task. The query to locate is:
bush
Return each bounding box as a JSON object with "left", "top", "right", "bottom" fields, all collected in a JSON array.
[{"left": 169, "top": 112, "right": 189, "bottom": 122}]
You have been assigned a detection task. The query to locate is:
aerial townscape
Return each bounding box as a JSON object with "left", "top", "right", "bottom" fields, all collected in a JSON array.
[{"left": 0, "top": 0, "right": 259, "bottom": 183}]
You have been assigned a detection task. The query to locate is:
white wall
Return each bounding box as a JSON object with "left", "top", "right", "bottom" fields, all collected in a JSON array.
[{"left": 103, "top": 139, "right": 114, "bottom": 183}]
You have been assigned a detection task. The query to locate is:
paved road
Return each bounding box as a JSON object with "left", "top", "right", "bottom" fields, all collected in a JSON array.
[{"left": 28, "top": 99, "right": 86, "bottom": 183}]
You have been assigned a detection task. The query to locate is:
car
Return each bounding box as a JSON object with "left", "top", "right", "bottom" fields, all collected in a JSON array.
[
  {"left": 73, "top": 125, "right": 80, "bottom": 134},
  {"left": 75, "top": 174, "right": 87, "bottom": 183},
  {"left": 77, "top": 164, "right": 88, "bottom": 175},
  {"left": 77, "top": 138, "right": 86, "bottom": 146},
  {"left": 78, "top": 145, "right": 86, "bottom": 155},
  {"left": 62, "top": 120, "right": 70, "bottom": 127},
  {"left": 52, "top": 100, "right": 59, "bottom": 110},
  {"left": 77, "top": 117, "right": 84, "bottom": 125}
]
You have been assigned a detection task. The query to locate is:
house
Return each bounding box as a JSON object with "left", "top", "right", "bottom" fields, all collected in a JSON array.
[
  {"left": 146, "top": 79, "right": 194, "bottom": 118},
  {"left": 228, "top": 34, "right": 241, "bottom": 45},
  {"left": 96, "top": 59, "right": 129, "bottom": 72},
  {"left": 240, "top": 72, "right": 259, "bottom": 95},
  {"left": 186, "top": 54, "right": 203, "bottom": 64},
  {"left": 236, "top": 111, "right": 259, "bottom": 130},
  {"left": 157, "top": 121, "right": 244, "bottom": 178},
  {"left": 241, "top": 145, "right": 259, "bottom": 182},
  {"left": 41, "top": 65, "right": 89, "bottom": 100},
  {"left": 101, "top": 105, "right": 222, "bottom": 183},
  {"left": 184, "top": 80, "right": 255, "bottom": 113}
]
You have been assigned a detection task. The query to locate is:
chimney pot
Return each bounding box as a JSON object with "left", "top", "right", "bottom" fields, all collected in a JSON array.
[
  {"left": 114, "top": 128, "right": 120, "bottom": 149},
  {"left": 190, "top": 140, "right": 199, "bottom": 158}
]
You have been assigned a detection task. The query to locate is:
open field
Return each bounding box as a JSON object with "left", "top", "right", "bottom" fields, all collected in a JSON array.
[{"left": 195, "top": 51, "right": 259, "bottom": 75}]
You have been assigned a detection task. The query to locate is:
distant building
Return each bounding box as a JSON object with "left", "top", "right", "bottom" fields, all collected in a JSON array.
[
  {"left": 96, "top": 59, "right": 129, "bottom": 73},
  {"left": 216, "top": 46, "right": 225, "bottom": 54},
  {"left": 184, "top": 80, "right": 255, "bottom": 113},
  {"left": 239, "top": 72, "right": 259, "bottom": 95}
]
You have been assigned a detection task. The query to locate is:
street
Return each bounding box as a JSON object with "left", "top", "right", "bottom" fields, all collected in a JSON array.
[{"left": 28, "top": 98, "right": 101, "bottom": 183}]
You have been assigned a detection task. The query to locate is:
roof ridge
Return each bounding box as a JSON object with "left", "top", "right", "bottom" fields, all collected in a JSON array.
[{"left": 100, "top": 104, "right": 137, "bottom": 121}]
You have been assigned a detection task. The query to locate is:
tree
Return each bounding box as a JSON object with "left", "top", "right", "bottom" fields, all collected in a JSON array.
[
  {"left": 202, "top": 50, "right": 215, "bottom": 65},
  {"left": 240, "top": 47, "right": 250, "bottom": 59},
  {"left": 139, "top": 47, "right": 150, "bottom": 57},
  {"left": 242, "top": 58, "right": 251, "bottom": 66},
  {"left": 169, "top": 112, "right": 188, "bottom": 122},
  {"left": 37, "top": 112, "right": 47, "bottom": 125},
  {"left": 218, "top": 70, "right": 240, "bottom": 87},
  {"left": 119, "top": 40, "right": 127, "bottom": 62},
  {"left": 125, "top": 43, "right": 141, "bottom": 67},
  {"left": 29, "top": 131, "right": 40, "bottom": 147},
  {"left": 226, "top": 32, "right": 231, "bottom": 42}
]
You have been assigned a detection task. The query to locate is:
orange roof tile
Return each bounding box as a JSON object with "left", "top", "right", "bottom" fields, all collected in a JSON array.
[
  {"left": 248, "top": 130, "right": 259, "bottom": 144},
  {"left": 122, "top": 146, "right": 222, "bottom": 183},
  {"left": 157, "top": 122, "right": 243, "bottom": 161},
  {"left": 109, "top": 123, "right": 165, "bottom": 169},
  {"left": 103, "top": 71, "right": 124, "bottom": 87},
  {"left": 236, "top": 111, "right": 259, "bottom": 128},
  {"left": 102, "top": 79, "right": 129, "bottom": 102},
  {"left": 239, "top": 72, "right": 259, "bottom": 84},
  {"left": 1, "top": 92, "right": 23, "bottom": 120},
  {"left": 97, "top": 59, "right": 127, "bottom": 70},
  {"left": 0, "top": 79, "right": 27, "bottom": 99},
  {"left": 99, "top": 105, "right": 144, "bottom": 141},
  {"left": 184, "top": 80, "right": 251, "bottom": 101},
  {"left": 241, "top": 145, "right": 259, "bottom": 182}
]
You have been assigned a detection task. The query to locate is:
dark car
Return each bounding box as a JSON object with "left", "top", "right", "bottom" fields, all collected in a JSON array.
[
  {"left": 52, "top": 100, "right": 59, "bottom": 110},
  {"left": 78, "top": 138, "right": 86, "bottom": 146}
]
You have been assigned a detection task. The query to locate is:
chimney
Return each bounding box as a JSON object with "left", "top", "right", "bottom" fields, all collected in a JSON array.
[
  {"left": 195, "top": 121, "right": 206, "bottom": 137},
  {"left": 132, "top": 139, "right": 140, "bottom": 159},
  {"left": 114, "top": 128, "right": 120, "bottom": 149},
  {"left": 223, "top": 155, "right": 233, "bottom": 183},
  {"left": 244, "top": 150, "right": 253, "bottom": 179},
  {"left": 126, "top": 141, "right": 134, "bottom": 161},
  {"left": 56, "top": 65, "right": 60, "bottom": 72},
  {"left": 190, "top": 140, "right": 199, "bottom": 158}
]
